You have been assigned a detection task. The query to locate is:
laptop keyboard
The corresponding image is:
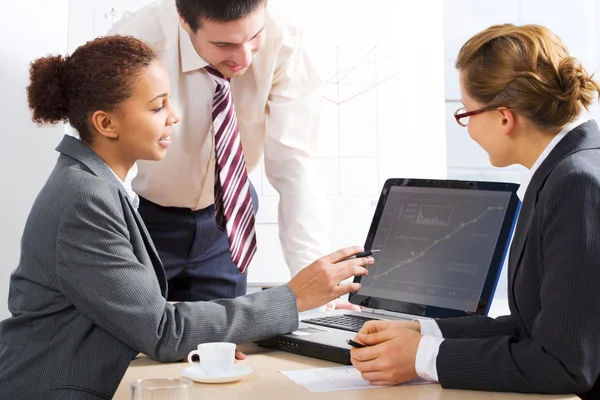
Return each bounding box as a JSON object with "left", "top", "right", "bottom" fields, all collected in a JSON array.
[{"left": 303, "top": 314, "right": 379, "bottom": 332}]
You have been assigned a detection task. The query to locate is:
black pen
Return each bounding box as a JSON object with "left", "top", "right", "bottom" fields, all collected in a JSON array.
[
  {"left": 346, "top": 339, "right": 366, "bottom": 348},
  {"left": 341, "top": 249, "right": 381, "bottom": 262}
]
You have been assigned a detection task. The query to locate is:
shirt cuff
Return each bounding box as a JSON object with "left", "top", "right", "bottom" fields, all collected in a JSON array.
[
  {"left": 416, "top": 318, "right": 444, "bottom": 338},
  {"left": 415, "top": 335, "right": 444, "bottom": 382}
]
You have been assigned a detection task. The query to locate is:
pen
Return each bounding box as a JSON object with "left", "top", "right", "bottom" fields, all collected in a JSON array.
[
  {"left": 341, "top": 249, "right": 381, "bottom": 261},
  {"left": 346, "top": 339, "right": 366, "bottom": 348}
]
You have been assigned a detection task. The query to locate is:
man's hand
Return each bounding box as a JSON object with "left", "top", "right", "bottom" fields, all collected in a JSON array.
[
  {"left": 350, "top": 320, "right": 423, "bottom": 386},
  {"left": 287, "top": 246, "right": 373, "bottom": 312}
]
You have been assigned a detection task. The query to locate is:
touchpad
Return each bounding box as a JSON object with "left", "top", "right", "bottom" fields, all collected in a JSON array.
[{"left": 289, "top": 327, "right": 327, "bottom": 336}]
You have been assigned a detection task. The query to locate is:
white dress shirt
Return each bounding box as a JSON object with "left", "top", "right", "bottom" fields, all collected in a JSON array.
[
  {"left": 101, "top": 0, "right": 328, "bottom": 275},
  {"left": 414, "top": 116, "right": 588, "bottom": 382},
  {"left": 107, "top": 168, "right": 138, "bottom": 208}
]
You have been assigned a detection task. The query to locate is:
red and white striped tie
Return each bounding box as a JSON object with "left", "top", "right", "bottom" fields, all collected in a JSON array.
[{"left": 205, "top": 66, "right": 257, "bottom": 274}]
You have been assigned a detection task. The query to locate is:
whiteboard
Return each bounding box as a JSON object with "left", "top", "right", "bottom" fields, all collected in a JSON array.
[{"left": 249, "top": 0, "right": 447, "bottom": 283}]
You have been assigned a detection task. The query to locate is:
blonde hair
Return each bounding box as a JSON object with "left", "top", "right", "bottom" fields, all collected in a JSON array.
[{"left": 456, "top": 24, "right": 600, "bottom": 130}]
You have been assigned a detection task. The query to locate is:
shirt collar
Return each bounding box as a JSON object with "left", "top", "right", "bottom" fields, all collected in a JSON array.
[
  {"left": 179, "top": 24, "right": 209, "bottom": 72},
  {"left": 516, "top": 116, "right": 588, "bottom": 200},
  {"left": 108, "top": 164, "right": 139, "bottom": 208}
]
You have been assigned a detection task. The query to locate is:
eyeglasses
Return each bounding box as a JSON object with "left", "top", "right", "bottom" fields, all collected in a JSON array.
[{"left": 454, "top": 106, "right": 496, "bottom": 127}]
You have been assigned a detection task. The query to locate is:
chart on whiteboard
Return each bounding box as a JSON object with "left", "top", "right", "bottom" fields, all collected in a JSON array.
[
  {"left": 263, "top": 0, "right": 446, "bottom": 229},
  {"left": 256, "top": 0, "right": 446, "bottom": 280},
  {"left": 316, "top": 37, "right": 401, "bottom": 199}
]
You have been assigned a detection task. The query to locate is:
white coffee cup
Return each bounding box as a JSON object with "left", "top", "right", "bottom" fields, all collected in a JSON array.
[{"left": 187, "top": 342, "right": 235, "bottom": 376}]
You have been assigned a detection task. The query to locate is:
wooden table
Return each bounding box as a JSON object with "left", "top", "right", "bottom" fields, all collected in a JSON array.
[{"left": 114, "top": 344, "right": 577, "bottom": 399}]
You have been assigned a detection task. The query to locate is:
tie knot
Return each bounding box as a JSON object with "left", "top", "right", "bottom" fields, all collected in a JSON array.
[{"left": 205, "top": 66, "right": 229, "bottom": 85}]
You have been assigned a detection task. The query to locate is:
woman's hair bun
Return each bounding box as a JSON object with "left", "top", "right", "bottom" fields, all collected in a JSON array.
[
  {"left": 558, "top": 57, "right": 598, "bottom": 110},
  {"left": 26, "top": 54, "right": 70, "bottom": 124}
]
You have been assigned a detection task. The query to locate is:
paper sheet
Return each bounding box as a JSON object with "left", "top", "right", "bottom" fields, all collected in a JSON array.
[{"left": 280, "top": 366, "right": 431, "bottom": 393}]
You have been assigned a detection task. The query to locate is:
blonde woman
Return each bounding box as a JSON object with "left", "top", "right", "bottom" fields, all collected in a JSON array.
[{"left": 351, "top": 24, "right": 600, "bottom": 400}]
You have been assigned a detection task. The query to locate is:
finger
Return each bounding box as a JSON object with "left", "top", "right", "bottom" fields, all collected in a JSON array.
[
  {"left": 370, "top": 380, "right": 392, "bottom": 386},
  {"left": 235, "top": 349, "right": 246, "bottom": 360},
  {"left": 367, "top": 373, "right": 406, "bottom": 386},
  {"left": 322, "top": 246, "right": 364, "bottom": 263},
  {"left": 357, "top": 320, "right": 389, "bottom": 335},
  {"left": 351, "top": 358, "right": 380, "bottom": 373},
  {"left": 334, "top": 257, "right": 374, "bottom": 274},
  {"left": 360, "top": 371, "right": 387, "bottom": 383},
  {"left": 349, "top": 346, "right": 379, "bottom": 362},
  {"left": 356, "top": 327, "right": 398, "bottom": 346},
  {"left": 334, "top": 302, "right": 361, "bottom": 311},
  {"left": 335, "top": 264, "right": 370, "bottom": 282},
  {"left": 334, "top": 282, "right": 362, "bottom": 298},
  {"left": 335, "top": 253, "right": 375, "bottom": 268}
]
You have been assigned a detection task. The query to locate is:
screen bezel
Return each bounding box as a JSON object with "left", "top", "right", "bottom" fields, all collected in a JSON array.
[{"left": 349, "top": 178, "right": 520, "bottom": 319}]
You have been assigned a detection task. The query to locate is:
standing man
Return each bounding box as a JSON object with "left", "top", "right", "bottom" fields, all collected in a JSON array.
[{"left": 107, "top": 0, "right": 335, "bottom": 302}]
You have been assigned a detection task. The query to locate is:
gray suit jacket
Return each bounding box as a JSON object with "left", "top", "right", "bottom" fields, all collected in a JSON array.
[
  {"left": 0, "top": 136, "right": 299, "bottom": 399},
  {"left": 435, "top": 120, "right": 600, "bottom": 399}
]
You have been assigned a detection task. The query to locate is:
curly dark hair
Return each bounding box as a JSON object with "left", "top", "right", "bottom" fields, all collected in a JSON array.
[{"left": 26, "top": 35, "right": 156, "bottom": 144}]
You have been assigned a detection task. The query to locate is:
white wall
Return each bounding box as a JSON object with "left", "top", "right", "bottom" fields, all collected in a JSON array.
[
  {"left": 0, "top": 1, "right": 69, "bottom": 319},
  {"left": 248, "top": 0, "right": 447, "bottom": 285},
  {"left": 444, "top": 0, "right": 600, "bottom": 300}
]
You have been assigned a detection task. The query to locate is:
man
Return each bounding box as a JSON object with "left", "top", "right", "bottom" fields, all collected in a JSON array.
[{"left": 108, "top": 0, "right": 346, "bottom": 303}]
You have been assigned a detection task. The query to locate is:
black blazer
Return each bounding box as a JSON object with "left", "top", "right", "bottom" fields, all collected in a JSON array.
[{"left": 435, "top": 120, "right": 600, "bottom": 400}]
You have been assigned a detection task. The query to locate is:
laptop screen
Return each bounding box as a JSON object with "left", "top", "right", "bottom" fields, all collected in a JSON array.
[{"left": 350, "top": 179, "right": 520, "bottom": 318}]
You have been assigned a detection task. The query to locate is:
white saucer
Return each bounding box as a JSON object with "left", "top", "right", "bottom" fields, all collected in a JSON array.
[{"left": 181, "top": 365, "right": 253, "bottom": 384}]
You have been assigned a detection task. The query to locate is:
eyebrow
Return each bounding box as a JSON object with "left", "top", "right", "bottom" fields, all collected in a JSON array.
[
  {"left": 148, "top": 93, "right": 168, "bottom": 103},
  {"left": 210, "top": 26, "right": 266, "bottom": 46}
]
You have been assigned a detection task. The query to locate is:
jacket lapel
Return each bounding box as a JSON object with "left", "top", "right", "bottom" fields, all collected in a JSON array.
[
  {"left": 508, "top": 120, "right": 600, "bottom": 291},
  {"left": 56, "top": 135, "right": 122, "bottom": 187},
  {"left": 507, "top": 188, "right": 535, "bottom": 290},
  {"left": 125, "top": 199, "right": 168, "bottom": 296},
  {"left": 56, "top": 135, "right": 168, "bottom": 296}
]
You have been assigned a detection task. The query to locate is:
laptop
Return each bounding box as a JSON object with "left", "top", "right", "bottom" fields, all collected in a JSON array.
[{"left": 256, "top": 178, "right": 520, "bottom": 364}]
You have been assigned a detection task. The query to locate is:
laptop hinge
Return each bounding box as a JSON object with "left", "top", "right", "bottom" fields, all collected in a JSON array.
[{"left": 364, "top": 308, "right": 429, "bottom": 321}]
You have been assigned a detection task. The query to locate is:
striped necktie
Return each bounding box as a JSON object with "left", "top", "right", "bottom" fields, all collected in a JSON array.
[{"left": 205, "top": 66, "right": 257, "bottom": 274}]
